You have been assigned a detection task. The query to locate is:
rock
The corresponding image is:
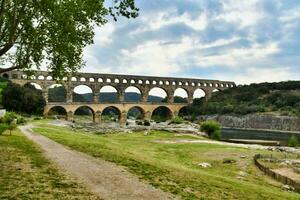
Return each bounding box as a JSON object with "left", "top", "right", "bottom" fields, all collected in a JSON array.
[
  {"left": 238, "top": 171, "right": 247, "bottom": 177},
  {"left": 240, "top": 155, "right": 247, "bottom": 159},
  {"left": 223, "top": 158, "right": 236, "bottom": 164},
  {"left": 282, "top": 185, "right": 295, "bottom": 191},
  {"left": 198, "top": 162, "right": 212, "bottom": 168}
]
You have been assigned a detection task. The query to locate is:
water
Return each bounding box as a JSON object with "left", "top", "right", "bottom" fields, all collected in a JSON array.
[{"left": 221, "top": 128, "right": 300, "bottom": 145}]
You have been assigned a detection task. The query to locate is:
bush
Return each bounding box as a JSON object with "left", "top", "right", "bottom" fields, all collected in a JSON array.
[
  {"left": 169, "top": 116, "right": 184, "bottom": 124},
  {"left": 200, "top": 120, "right": 221, "bottom": 140},
  {"left": 2, "top": 112, "right": 17, "bottom": 124},
  {"left": 143, "top": 120, "right": 151, "bottom": 126},
  {"left": 288, "top": 135, "right": 299, "bottom": 147},
  {"left": 0, "top": 123, "right": 8, "bottom": 135},
  {"left": 17, "top": 117, "right": 26, "bottom": 124}
]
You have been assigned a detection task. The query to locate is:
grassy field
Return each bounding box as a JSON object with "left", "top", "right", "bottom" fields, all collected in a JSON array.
[
  {"left": 32, "top": 121, "right": 300, "bottom": 200},
  {"left": 0, "top": 128, "right": 100, "bottom": 200}
]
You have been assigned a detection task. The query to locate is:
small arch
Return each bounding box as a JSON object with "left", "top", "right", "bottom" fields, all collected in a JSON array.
[
  {"left": 106, "top": 78, "right": 111, "bottom": 83},
  {"left": 114, "top": 78, "right": 120, "bottom": 83},
  {"left": 146, "top": 80, "right": 150, "bottom": 84},
  {"left": 122, "top": 79, "right": 128, "bottom": 83},
  {"left": 74, "top": 106, "right": 95, "bottom": 123},
  {"left": 89, "top": 78, "right": 95, "bottom": 82},
  {"left": 101, "top": 106, "right": 121, "bottom": 122},
  {"left": 138, "top": 80, "right": 143, "bottom": 84},
  {"left": 125, "top": 86, "right": 141, "bottom": 102},
  {"left": 209, "top": 83, "right": 213, "bottom": 87},
  {"left": 193, "top": 89, "right": 206, "bottom": 99},
  {"left": 48, "top": 84, "right": 66, "bottom": 102},
  {"left": 185, "top": 82, "right": 189, "bottom": 86},
  {"left": 2, "top": 73, "right": 9, "bottom": 79},
  {"left": 21, "top": 74, "right": 27, "bottom": 79},
  {"left": 159, "top": 81, "right": 163, "bottom": 85},
  {"left": 152, "top": 80, "right": 157, "bottom": 85},
  {"left": 198, "top": 83, "right": 201, "bottom": 86},
  {"left": 151, "top": 106, "right": 173, "bottom": 122},
  {"left": 98, "top": 78, "right": 103, "bottom": 83},
  {"left": 130, "top": 79, "right": 135, "bottom": 84},
  {"left": 203, "top": 83, "right": 207, "bottom": 87},
  {"left": 38, "top": 75, "right": 45, "bottom": 80},
  {"left": 47, "top": 106, "right": 67, "bottom": 120},
  {"left": 148, "top": 87, "right": 168, "bottom": 102},
  {"left": 127, "top": 106, "right": 145, "bottom": 120},
  {"left": 178, "top": 82, "right": 182, "bottom": 86},
  {"left": 165, "top": 81, "right": 170, "bottom": 85},
  {"left": 174, "top": 88, "right": 188, "bottom": 103},
  {"left": 191, "top": 82, "right": 195, "bottom": 86},
  {"left": 215, "top": 83, "right": 219, "bottom": 87},
  {"left": 80, "top": 77, "right": 86, "bottom": 82},
  {"left": 46, "top": 76, "right": 53, "bottom": 81},
  {"left": 172, "top": 81, "right": 176, "bottom": 86},
  {"left": 71, "top": 77, "right": 77, "bottom": 82},
  {"left": 29, "top": 75, "right": 36, "bottom": 80},
  {"left": 99, "top": 85, "right": 118, "bottom": 102},
  {"left": 73, "top": 85, "right": 93, "bottom": 102}
]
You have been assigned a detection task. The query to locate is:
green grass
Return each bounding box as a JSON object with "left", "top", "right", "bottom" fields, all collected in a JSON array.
[
  {"left": 32, "top": 122, "right": 300, "bottom": 200},
  {"left": 0, "top": 128, "right": 100, "bottom": 200}
]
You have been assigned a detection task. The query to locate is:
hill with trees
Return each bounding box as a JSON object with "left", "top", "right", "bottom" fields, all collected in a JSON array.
[{"left": 188, "top": 81, "right": 300, "bottom": 117}]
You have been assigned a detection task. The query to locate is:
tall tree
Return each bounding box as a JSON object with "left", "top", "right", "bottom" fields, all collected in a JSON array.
[{"left": 0, "top": 0, "right": 138, "bottom": 78}]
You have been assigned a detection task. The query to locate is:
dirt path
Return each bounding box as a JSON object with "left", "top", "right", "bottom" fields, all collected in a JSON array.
[{"left": 19, "top": 125, "right": 175, "bottom": 200}]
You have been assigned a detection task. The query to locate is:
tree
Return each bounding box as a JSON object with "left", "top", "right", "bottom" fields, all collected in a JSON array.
[
  {"left": 200, "top": 120, "right": 221, "bottom": 140},
  {"left": 0, "top": 0, "right": 138, "bottom": 78},
  {"left": 2, "top": 82, "right": 45, "bottom": 114}
]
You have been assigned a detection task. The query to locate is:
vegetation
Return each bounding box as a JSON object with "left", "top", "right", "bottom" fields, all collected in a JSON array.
[
  {"left": 0, "top": 0, "right": 138, "bottom": 78},
  {"left": 200, "top": 120, "right": 221, "bottom": 140},
  {"left": 2, "top": 82, "right": 45, "bottom": 114},
  {"left": 169, "top": 116, "right": 185, "bottom": 124},
  {"left": 188, "top": 81, "right": 300, "bottom": 117},
  {"left": 288, "top": 135, "right": 299, "bottom": 147},
  {"left": 32, "top": 123, "right": 300, "bottom": 200},
  {"left": 0, "top": 128, "right": 100, "bottom": 199}
]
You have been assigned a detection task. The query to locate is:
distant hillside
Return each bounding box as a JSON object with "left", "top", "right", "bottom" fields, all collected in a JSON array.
[{"left": 188, "top": 81, "right": 300, "bottom": 117}]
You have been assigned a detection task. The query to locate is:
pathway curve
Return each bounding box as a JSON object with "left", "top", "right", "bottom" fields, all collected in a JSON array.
[{"left": 19, "top": 125, "right": 175, "bottom": 200}]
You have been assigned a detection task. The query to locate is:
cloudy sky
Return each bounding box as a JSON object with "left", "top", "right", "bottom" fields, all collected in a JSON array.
[{"left": 82, "top": 0, "right": 300, "bottom": 85}]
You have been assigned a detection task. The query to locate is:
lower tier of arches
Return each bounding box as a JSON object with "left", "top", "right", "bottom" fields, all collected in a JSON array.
[{"left": 44, "top": 103, "right": 188, "bottom": 124}]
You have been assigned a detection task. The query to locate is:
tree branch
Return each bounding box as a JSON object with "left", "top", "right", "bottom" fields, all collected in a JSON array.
[{"left": 0, "top": 65, "right": 20, "bottom": 73}]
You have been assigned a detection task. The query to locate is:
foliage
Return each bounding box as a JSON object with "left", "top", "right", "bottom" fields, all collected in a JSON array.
[
  {"left": 200, "top": 120, "right": 221, "bottom": 140},
  {"left": 0, "top": 79, "right": 8, "bottom": 105},
  {"left": 188, "top": 81, "right": 300, "bottom": 117},
  {"left": 48, "top": 86, "right": 66, "bottom": 102},
  {"left": 1, "top": 112, "right": 16, "bottom": 124},
  {"left": 288, "top": 135, "right": 299, "bottom": 147},
  {"left": 0, "top": 123, "right": 8, "bottom": 135},
  {"left": 169, "top": 116, "right": 184, "bottom": 124},
  {"left": 0, "top": 0, "right": 138, "bottom": 78},
  {"left": 2, "top": 82, "right": 45, "bottom": 114}
]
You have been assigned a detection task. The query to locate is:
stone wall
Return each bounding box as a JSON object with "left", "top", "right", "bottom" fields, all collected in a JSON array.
[{"left": 206, "top": 114, "right": 300, "bottom": 132}]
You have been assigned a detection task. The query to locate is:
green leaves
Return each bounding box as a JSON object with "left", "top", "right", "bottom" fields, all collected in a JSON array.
[{"left": 0, "top": 0, "right": 138, "bottom": 78}]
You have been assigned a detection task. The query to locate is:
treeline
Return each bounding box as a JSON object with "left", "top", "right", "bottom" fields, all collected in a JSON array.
[{"left": 188, "top": 81, "right": 300, "bottom": 117}]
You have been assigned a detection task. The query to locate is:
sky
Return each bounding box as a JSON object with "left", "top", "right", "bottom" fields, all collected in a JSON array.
[{"left": 82, "top": 0, "right": 300, "bottom": 86}]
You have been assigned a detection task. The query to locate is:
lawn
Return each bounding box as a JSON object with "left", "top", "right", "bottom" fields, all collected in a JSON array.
[
  {"left": 0, "top": 128, "right": 100, "bottom": 200},
  {"left": 32, "top": 122, "right": 300, "bottom": 200}
]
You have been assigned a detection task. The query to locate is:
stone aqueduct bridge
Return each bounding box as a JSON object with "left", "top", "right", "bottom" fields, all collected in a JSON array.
[{"left": 3, "top": 70, "right": 235, "bottom": 124}]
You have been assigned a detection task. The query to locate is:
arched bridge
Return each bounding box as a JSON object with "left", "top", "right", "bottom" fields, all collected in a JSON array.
[{"left": 2, "top": 70, "right": 235, "bottom": 124}]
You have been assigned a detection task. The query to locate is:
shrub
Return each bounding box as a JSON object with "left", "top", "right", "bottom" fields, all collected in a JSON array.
[
  {"left": 200, "top": 120, "right": 221, "bottom": 140},
  {"left": 33, "top": 117, "right": 42, "bottom": 120},
  {"left": 0, "top": 123, "right": 8, "bottom": 135},
  {"left": 169, "top": 116, "right": 184, "bottom": 124},
  {"left": 17, "top": 117, "right": 26, "bottom": 124},
  {"left": 143, "top": 120, "right": 151, "bottom": 126},
  {"left": 288, "top": 134, "right": 299, "bottom": 147},
  {"left": 2, "top": 112, "right": 17, "bottom": 124}
]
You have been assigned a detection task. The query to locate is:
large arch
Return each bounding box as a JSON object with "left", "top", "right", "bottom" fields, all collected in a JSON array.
[
  {"left": 47, "top": 106, "right": 67, "bottom": 119},
  {"left": 174, "top": 88, "right": 188, "bottom": 103},
  {"left": 127, "top": 106, "right": 145, "bottom": 120},
  {"left": 74, "top": 106, "right": 95, "bottom": 123},
  {"left": 193, "top": 88, "right": 206, "bottom": 99},
  {"left": 48, "top": 84, "right": 66, "bottom": 102},
  {"left": 73, "top": 85, "right": 93, "bottom": 102},
  {"left": 2, "top": 73, "right": 9, "bottom": 79},
  {"left": 125, "top": 86, "right": 141, "bottom": 102},
  {"left": 99, "top": 85, "right": 118, "bottom": 103},
  {"left": 24, "top": 82, "right": 42, "bottom": 90},
  {"left": 101, "top": 106, "right": 121, "bottom": 122},
  {"left": 148, "top": 87, "right": 168, "bottom": 103},
  {"left": 178, "top": 106, "right": 189, "bottom": 118},
  {"left": 151, "top": 106, "right": 173, "bottom": 122}
]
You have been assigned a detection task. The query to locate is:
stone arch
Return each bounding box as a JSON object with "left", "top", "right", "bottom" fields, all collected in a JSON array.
[
  {"left": 193, "top": 88, "right": 206, "bottom": 99},
  {"left": 48, "top": 84, "right": 66, "bottom": 102},
  {"left": 47, "top": 106, "right": 67, "bottom": 119},
  {"left": 24, "top": 82, "right": 43, "bottom": 90},
  {"left": 151, "top": 106, "right": 173, "bottom": 122},
  {"left": 37, "top": 75, "right": 45, "bottom": 80},
  {"left": 73, "top": 85, "right": 93, "bottom": 102},
  {"left": 46, "top": 76, "right": 53, "bottom": 81},
  {"left": 127, "top": 106, "right": 145, "bottom": 120},
  {"left": 122, "top": 79, "right": 128, "bottom": 83},
  {"left": 99, "top": 85, "right": 118, "bottom": 102},
  {"left": 74, "top": 106, "right": 95, "bottom": 123},
  {"left": 125, "top": 86, "right": 141, "bottom": 102},
  {"left": 148, "top": 87, "right": 168, "bottom": 102},
  {"left": 89, "top": 77, "right": 95, "bottom": 82},
  {"left": 101, "top": 106, "right": 121, "bottom": 122},
  {"left": 2, "top": 73, "right": 9, "bottom": 79},
  {"left": 71, "top": 77, "right": 77, "bottom": 82},
  {"left": 178, "top": 106, "right": 189, "bottom": 118},
  {"left": 213, "top": 89, "right": 220, "bottom": 93},
  {"left": 80, "top": 77, "right": 86, "bottom": 82},
  {"left": 174, "top": 88, "right": 188, "bottom": 103}
]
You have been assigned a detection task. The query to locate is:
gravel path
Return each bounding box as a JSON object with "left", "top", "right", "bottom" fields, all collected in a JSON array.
[{"left": 19, "top": 125, "right": 175, "bottom": 200}]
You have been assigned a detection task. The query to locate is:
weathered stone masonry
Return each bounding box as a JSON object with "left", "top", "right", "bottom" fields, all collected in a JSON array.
[{"left": 2, "top": 70, "right": 235, "bottom": 124}]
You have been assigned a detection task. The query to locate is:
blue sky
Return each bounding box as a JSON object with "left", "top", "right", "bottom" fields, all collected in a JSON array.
[{"left": 82, "top": 0, "right": 300, "bottom": 85}]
